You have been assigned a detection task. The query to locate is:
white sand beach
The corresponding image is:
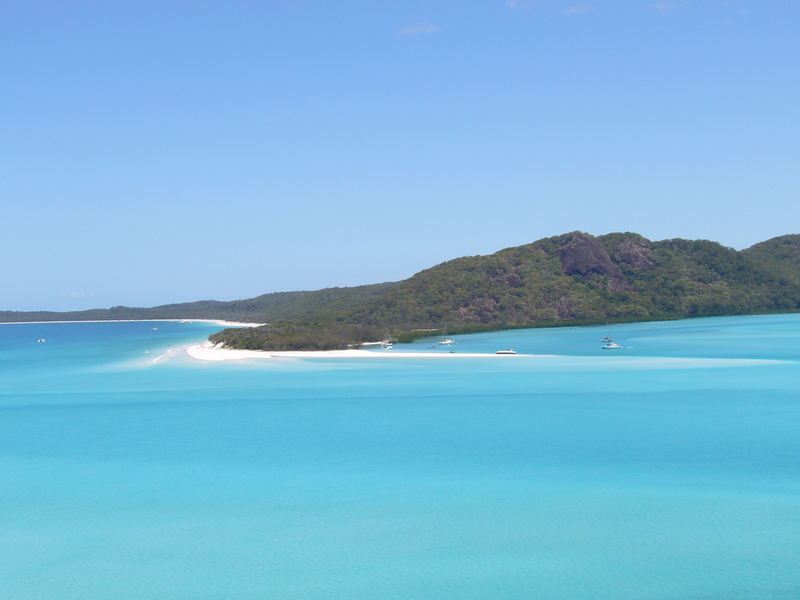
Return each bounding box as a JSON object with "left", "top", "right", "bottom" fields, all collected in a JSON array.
[
  {"left": 192, "top": 319, "right": 263, "bottom": 327},
  {"left": 185, "top": 341, "right": 539, "bottom": 361}
]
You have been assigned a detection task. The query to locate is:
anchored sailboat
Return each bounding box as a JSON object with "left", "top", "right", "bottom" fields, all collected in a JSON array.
[
  {"left": 381, "top": 330, "right": 394, "bottom": 349},
  {"left": 438, "top": 324, "right": 455, "bottom": 345}
]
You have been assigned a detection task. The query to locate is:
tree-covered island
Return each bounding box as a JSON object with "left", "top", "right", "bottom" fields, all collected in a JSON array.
[{"left": 210, "top": 231, "right": 800, "bottom": 350}]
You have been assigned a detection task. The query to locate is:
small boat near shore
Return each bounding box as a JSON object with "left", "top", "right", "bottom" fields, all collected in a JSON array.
[
  {"left": 600, "top": 331, "right": 624, "bottom": 349},
  {"left": 381, "top": 332, "right": 394, "bottom": 349},
  {"left": 495, "top": 349, "right": 517, "bottom": 355},
  {"left": 438, "top": 325, "right": 455, "bottom": 345}
]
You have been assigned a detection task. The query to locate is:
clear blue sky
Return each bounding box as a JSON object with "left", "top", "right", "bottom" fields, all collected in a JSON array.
[{"left": 2, "top": 0, "right": 798, "bottom": 311}]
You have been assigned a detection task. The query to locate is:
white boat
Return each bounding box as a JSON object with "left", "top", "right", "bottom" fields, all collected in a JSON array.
[
  {"left": 601, "top": 324, "right": 621, "bottom": 347},
  {"left": 496, "top": 349, "right": 517, "bottom": 355},
  {"left": 437, "top": 324, "right": 455, "bottom": 345},
  {"left": 151, "top": 327, "right": 158, "bottom": 331},
  {"left": 37, "top": 338, "right": 46, "bottom": 343},
  {"left": 602, "top": 342, "right": 623, "bottom": 349}
]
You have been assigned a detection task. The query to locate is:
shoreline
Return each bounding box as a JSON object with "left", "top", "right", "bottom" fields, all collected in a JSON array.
[
  {"left": 183, "top": 341, "right": 789, "bottom": 366},
  {"left": 392, "top": 310, "right": 800, "bottom": 342},
  {"left": 186, "top": 341, "right": 546, "bottom": 361},
  {"left": 0, "top": 318, "right": 263, "bottom": 327}
]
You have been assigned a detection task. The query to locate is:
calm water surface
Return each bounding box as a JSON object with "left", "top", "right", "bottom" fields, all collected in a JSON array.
[{"left": 1, "top": 315, "right": 799, "bottom": 599}]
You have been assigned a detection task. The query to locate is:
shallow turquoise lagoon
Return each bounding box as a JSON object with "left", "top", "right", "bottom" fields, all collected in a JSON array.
[{"left": 1, "top": 315, "right": 799, "bottom": 599}]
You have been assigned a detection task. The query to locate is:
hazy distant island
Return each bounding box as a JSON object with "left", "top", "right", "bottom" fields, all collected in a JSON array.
[{"left": 4, "top": 231, "right": 800, "bottom": 351}]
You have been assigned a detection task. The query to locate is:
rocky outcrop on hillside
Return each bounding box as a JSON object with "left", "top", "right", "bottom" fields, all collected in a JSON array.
[
  {"left": 606, "top": 236, "right": 656, "bottom": 270},
  {"left": 558, "top": 232, "right": 633, "bottom": 291}
]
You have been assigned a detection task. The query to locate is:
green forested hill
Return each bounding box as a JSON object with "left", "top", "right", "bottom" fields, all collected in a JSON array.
[
  {"left": 5, "top": 231, "right": 800, "bottom": 351},
  {"left": 341, "top": 231, "right": 800, "bottom": 328},
  {"left": 211, "top": 231, "right": 800, "bottom": 349},
  {"left": 741, "top": 234, "right": 800, "bottom": 285}
]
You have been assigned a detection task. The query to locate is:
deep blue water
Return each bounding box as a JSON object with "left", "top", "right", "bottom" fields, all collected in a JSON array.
[{"left": 1, "top": 315, "right": 799, "bottom": 599}]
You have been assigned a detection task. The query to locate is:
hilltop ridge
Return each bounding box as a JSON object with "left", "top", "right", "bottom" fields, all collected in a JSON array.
[{"left": 0, "top": 282, "right": 396, "bottom": 325}]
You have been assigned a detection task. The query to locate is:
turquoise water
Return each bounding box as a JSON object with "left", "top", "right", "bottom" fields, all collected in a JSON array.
[{"left": 1, "top": 315, "right": 799, "bottom": 599}]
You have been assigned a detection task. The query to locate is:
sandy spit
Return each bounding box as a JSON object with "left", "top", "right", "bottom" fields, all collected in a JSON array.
[{"left": 185, "top": 341, "right": 542, "bottom": 361}]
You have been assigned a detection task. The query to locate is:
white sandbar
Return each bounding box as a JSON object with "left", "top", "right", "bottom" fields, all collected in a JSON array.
[{"left": 186, "top": 341, "right": 540, "bottom": 361}]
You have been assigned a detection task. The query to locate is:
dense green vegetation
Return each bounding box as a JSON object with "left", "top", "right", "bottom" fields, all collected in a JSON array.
[
  {"left": 5, "top": 232, "right": 800, "bottom": 351},
  {"left": 741, "top": 235, "right": 800, "bottom": 286},
  {"left": 210, "top": 323, "right": 387, "bottom": 351},
  {"left": 211, "top": 231, "right": 800, "bottom": 350},
  {"left": 339, "top": 231, "right": 800, "bottom": 327}
]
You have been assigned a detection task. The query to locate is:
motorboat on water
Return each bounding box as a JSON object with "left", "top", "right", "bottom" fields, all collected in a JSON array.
[
  {"left": 602, "top": 341, "right": 623, "bottom": 349},
  {"left": 496, "top": 349, "right": 517, "bottom": 355},
  {"left": 37, "top": 338, "right": 46, "bottom": 343}
]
